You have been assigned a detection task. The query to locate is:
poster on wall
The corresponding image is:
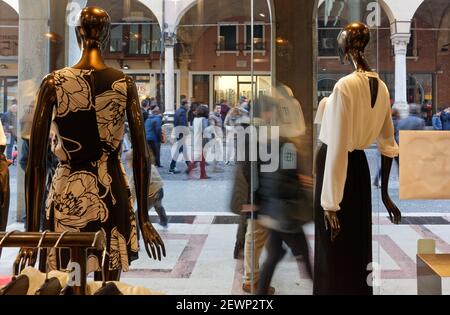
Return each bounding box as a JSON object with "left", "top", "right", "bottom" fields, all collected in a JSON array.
[
  {"left": 135, "top": 82, "right": 150, "bottom": 101},
  {"left": 399, "top": 130, "right": 450, "bottom": 200}
]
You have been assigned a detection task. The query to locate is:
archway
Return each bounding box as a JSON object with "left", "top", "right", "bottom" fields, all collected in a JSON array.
[{"left": 1, "top": 0, "right": 19, "bottom": 14}]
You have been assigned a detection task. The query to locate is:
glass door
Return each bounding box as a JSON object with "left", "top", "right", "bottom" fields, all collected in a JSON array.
[{"left": 238, "top": 81, "right": 255, "bottom": 101}]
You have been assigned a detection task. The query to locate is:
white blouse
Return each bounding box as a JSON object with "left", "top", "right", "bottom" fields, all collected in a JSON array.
[{"left": 315, "top": 71, "right": 398, "bottom": 212}]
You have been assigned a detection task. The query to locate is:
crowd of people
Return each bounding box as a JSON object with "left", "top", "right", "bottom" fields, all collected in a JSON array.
[{"left": 140, "top": 95, "right": 252, "bottom": 179}]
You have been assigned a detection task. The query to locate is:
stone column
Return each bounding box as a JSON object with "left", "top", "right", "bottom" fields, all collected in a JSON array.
[
  {"left": 391, "top": 33, "right": 411, "bottom": 119},
  {"left": 16, "top": 0, "right": 50, "bottom": 222},
  {"left": 163, "top": 32, "right": 176, "bottom": 123},
  {"left": 65, "top": 0, "right": 87, "bottom": 66}
]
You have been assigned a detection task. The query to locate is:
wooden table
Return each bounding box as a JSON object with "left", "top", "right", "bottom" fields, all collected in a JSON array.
[{"left": 417, "top": 254, "right": 450, "bottom": 295}]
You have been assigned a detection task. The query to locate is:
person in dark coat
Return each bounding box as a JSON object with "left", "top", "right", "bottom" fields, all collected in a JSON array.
[
  {"left": 219, "top": 100, "right": 230, "bottom": 123},
  {"left": 397, "top": 103, "right": 425, "bottom": 133},
  {"left": 145, "top": 107, "right": 163, "bottom": 167},
  {"left": 169, "top": 101, "right": 190, "bottom": 173},
  {"left": 438, "top": 107, "right": 450, "bottom": 130},
  {"left": 254, "top": 94, "right": 313, "bottom": 295},
  {"left": 140, "top": 98, "right": 151, "bottom": 122}
]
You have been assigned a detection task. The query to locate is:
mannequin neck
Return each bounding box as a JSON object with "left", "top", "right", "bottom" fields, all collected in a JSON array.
[
  {"left": 72, "top": 40, "right": 107, "bottom": 70},
  {"left": 348, "top": 49, "right": 372, "bottom": 72}
]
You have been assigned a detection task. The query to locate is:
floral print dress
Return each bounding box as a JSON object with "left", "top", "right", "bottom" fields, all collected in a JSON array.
[{"left": 46, "top": 67, "right": 138, "bottom": 271}]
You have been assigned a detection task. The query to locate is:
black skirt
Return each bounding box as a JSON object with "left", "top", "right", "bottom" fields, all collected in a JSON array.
[{"left": 313, "top": 144, "right": 373, "bottom": 295}]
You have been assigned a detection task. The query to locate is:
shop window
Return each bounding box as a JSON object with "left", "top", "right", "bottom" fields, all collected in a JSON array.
[
  {"left": 217, "top": 24, "right": 238, "bottom": 51},
  {"left": 245, "top": 24, "right": 264, "bottom": 51}
]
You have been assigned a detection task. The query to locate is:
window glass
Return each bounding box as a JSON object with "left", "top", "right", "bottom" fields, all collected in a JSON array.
[
  {"left": 3, "top": 0, "right": 450, "bottom": 297},
  {"left": 246, "top": 24, "right": 264, "bottom": 50},
  {"left": 219, "top": 25, "right": 237, "bottom": 51}
]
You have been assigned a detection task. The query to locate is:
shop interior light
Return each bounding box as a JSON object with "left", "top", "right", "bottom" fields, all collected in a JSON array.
[{"left": 259, "top": 13, "right": 265, "bottom": 18}]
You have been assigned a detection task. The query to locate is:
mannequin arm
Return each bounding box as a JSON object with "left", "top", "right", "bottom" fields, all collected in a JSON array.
[
  {"left": 125, "top": 76, "right": 165, "bottom": 261},
  {"left": 381, "top": 155, "right": 401, "bottom": 224},
  {"left": 26, "top": 75, "right": 56, "bottom": 232}
]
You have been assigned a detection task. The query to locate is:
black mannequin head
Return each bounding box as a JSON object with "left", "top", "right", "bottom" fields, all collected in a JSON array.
[
  {"left": 337, "top": 22, "right": 371, "bottom": 71},
  {"left": 75, "top": 6, "right": 111, "bottom": 50}
]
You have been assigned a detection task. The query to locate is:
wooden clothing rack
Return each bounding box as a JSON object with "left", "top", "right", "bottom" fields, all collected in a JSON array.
[{"left": 0, "top": 231, "right": 105, "bottom": 295}]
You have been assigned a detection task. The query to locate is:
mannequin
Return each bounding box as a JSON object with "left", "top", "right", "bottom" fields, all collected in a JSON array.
[
  {"left": 16, "top": 7, "right": 165, "bottom": 280},
  {"left": 313, "top": 22, "right": 401, "bottom": 295},
  {"left": 324, "top": 22, "right": 401, "bottom": 237}
]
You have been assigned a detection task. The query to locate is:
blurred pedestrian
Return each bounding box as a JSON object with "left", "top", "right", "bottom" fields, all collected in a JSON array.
[
  {"left": 209, "top": 105, "right": 223, "bottom": 128},
  {"left": 145, "top": 106, "right": 163, "bottom": 167},
  {"left": 256, "top": 149, "right": 314, "bottom": 294},
  {"left": 219, "top": 99, "right": 230, "bottom": 122},
  {"left": 0, "top": 119, "right": 10, "bottom": 240},
  {"left": 188, "top": 102, "right": 199, "bottom": 127},
  {"left": 125, "top": 149, "right": 168, "bottom": 228},
  {"left": 169, "top": 99, "right": 190, "bottom": 174},
  {"left": 439, "top": 107, "right": 450, "bottom": 130},
  {"left": 1, "top": 102, "right": 17, "bottom": 160},
  {"left": 397, "top": 103, "right": 425, "bottom": 132},
  {"left": 140, "top": 98, "right": 151, "bottom": 122},
  {"left": 433, "top": 111, "right": 443, "bottom": 130},
  {"left": 224, "top": 107, "right": 241, "bottom": 164},
  {"left": 187, "top": 105, "right": 210, "bottom": 179},
  {"left": 232, "top": 100, "right": 275, "bottom": 295},
  {"left": 208, "top": 105, "right": 224, "bottom": 172}
]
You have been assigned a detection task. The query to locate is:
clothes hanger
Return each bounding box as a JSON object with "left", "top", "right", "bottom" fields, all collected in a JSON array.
[
  {"left": 0, "top": 230, "right": 29, "bottom": 295},
  {"left": 93, "top": 242, "right": 122, "bottom": 295},
  {"left": 0, "top": 230, "right": 17, "bottom": 247},
  {"left": 35, "top": 231, "right": 65, "bottom": 295}
]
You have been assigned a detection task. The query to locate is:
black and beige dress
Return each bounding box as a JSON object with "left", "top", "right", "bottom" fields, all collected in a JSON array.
[
  {"left": 46, "top": 67, "right": 138, "bottom": 271},
  {"left": 313, "top": 71, "right": 398, "bottom": 295}
]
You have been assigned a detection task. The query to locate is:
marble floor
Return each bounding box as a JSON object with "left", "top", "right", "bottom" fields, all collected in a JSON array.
[{"left": 1, "top": 213, "right": 449, "bottom": 295}]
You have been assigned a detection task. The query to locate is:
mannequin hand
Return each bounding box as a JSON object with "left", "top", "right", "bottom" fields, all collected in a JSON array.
[
  {"left": 382, "top": 192, "right": 401, "bottom": 224},
  {"left": 140, "top": 220, "right": 166, "bottom": 261},
  {"left": 324, "top": 211, "right": 340, "bottom": 242},
  {"left": 14, "top": 247, "right": 37, "bottom": 275}
]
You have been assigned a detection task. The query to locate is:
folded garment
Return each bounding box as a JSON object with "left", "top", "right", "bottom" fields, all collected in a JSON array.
[{"left": 87, "top": 281, "right": 164, "bottom": 295}]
